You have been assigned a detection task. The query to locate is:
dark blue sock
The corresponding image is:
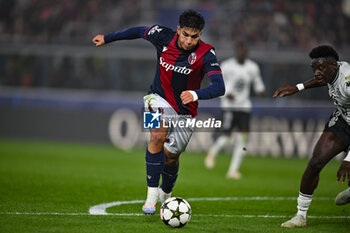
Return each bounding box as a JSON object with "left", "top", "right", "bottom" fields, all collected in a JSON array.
[
  {"left": 161, "top": 163, "right": 179, "bottom": 193},
  {"left": 145, "top": 149, "right": 165, "bottom": 187}
]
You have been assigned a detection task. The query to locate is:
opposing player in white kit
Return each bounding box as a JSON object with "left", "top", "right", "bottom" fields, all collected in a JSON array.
[
  {"left": 205, "top": 41, "right": 265, "bottom": 179},
  {"left": 274, "top": 45, "right": 350, "bottom": 228}
]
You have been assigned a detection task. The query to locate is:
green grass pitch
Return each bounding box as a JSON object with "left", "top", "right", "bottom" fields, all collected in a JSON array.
[{"left": 0, "top": 139, "right": 349, "bottom": 233}]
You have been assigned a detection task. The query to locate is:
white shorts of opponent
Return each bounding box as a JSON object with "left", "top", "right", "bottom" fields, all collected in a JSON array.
[{"left": 143, "top": 93, "right": 194, "bottom": 155}]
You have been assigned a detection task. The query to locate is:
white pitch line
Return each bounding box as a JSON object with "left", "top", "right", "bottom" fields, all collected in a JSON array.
[
  {"left": 0, "top": 212, "right": 143, "bottom": 216},
  {"left": 89, "top": 200, "right": 144, "bottom": 215},
  {"left": 187, "top": 197, "right": 332, "bottom": 201},
  {"left": 0, "top": 212, "right": 349, "bottom": 219},
  {"left": 195, "top": 214, "right": 350, "bottom": 219},
  {"left": 1, "top": 196, "right": 342, "bottom": 219},
  {"left": 0, "top": 212, "right": 91, "bottom": 216},
  {"left": 88, "top": 196, "right": 333, "bottom": 215}
]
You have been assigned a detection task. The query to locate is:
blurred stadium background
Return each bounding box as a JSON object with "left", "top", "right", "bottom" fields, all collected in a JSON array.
[{"left": 1, "top": 0, "right": 350, "bottom": 158}]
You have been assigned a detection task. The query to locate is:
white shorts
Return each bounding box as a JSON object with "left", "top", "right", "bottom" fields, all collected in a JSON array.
[{"left": 143, "top": 93, "right": 193, "bottom": 154}]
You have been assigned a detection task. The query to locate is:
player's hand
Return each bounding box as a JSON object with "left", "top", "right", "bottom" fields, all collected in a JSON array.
[
  {"left": 337, "top": 161, "right": 350, "bottom": 184},
  {"left": 92, "top": 35, "right": 105, "bottom": 46},
  {"left": 273, "top": 86, "right": 298, "bottom": 98},
  {"left": 180, "top": 91, "right": 194, "bottom": 105}
]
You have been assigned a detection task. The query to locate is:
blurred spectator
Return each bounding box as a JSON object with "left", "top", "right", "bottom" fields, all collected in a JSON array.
[
  {"left": 0, "top": 0, "right": 349, "bottom": 97},
  {"left": 0, "top": 1, "right": 16, "bottom": 34},
  {"left": 0, "top": 0, "right": 349, "bottom": 49},
  {"left": 2, "top": 55, "right": 39, "bottom": 86}
]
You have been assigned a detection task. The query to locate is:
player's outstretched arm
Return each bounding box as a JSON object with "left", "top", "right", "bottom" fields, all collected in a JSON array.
[
  {"left": 273, "top": 86, "right": 298, "bottom": 98},
  {"left": 180, "top": 75, "right": 225, "bottom": 104},
  {"left": 92, "top": 35, "right": 105, "bottom": 47},
  {"left": 92, "top": 26, "right": 148, "bottom": 47},
  {"left": 273, "top": 78, "right": 327, "bottom": 98}
]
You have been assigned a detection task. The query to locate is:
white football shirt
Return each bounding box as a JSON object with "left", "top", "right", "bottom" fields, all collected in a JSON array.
[
  {"left": 220, "top": 57, "right": 265, "bottom": 111},
  {"left": 328, "top": 61, "right": 350, "bottom": 125}
]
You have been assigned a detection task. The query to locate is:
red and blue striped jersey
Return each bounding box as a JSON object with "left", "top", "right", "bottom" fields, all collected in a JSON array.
[{"left": 104, "top": 25, "right": 225, "bottom": 117}]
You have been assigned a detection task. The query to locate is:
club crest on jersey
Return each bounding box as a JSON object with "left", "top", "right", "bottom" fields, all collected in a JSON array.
[{"left": 188, "top": 52, "right": 197, "bottom": 65}]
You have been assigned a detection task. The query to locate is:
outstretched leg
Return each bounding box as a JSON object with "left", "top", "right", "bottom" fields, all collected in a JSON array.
[
  {"left": 300, "top": 132, "right": 344, "bottom": 195},
  {"left": 143, "top": 124, "right": 167, "bottom": 214},
  {"left": 282, "top": 131, "right": 345, "bottom": 227},
  {"left": 159, "top": 149, "right": 180, "bottom": 204}
]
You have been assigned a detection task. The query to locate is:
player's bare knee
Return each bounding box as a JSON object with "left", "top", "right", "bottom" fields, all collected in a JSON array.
[
  {"left": 165, "top": 158, "right": 178, "bottom": 166},
  {"left": 307, "top": 157, "right": 325, "bottom": 175},
  {"left": 165, "top": 153, "right": 179, "bottom": 166}
]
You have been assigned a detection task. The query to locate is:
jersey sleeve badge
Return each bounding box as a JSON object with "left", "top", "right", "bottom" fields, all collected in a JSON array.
[{"left": 147, "top": 25, "right": 163, "bottom": 35}]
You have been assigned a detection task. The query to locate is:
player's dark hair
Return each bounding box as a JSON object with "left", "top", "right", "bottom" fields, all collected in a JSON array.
[
  {"left": 309, "top": 45, "right": 339, "bottom": 61},
  {"left": 179, "top": 10, "right": 205, "bottom": 30}
]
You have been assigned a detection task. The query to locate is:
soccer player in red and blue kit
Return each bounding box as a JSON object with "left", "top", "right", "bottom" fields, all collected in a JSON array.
[{"left": 93, "top": 10, "right": 225, "bottom": 215}]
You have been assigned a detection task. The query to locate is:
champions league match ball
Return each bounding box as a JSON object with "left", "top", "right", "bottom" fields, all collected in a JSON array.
[{"left": 160, "top": 197, "right": 192, "bottom": 228}]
